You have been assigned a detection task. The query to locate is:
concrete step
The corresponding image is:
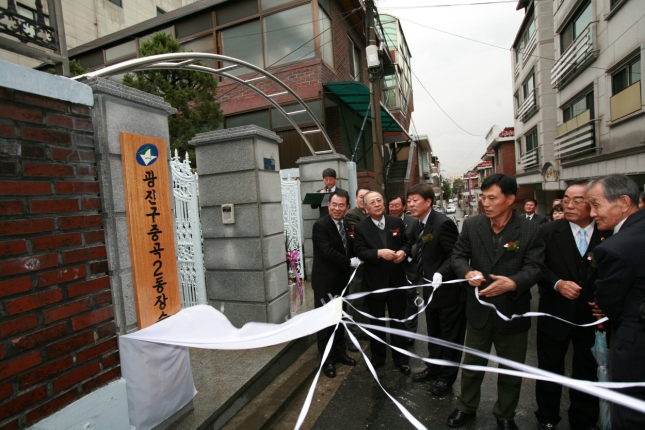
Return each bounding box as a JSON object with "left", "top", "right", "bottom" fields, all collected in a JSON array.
[{"left": 220, "top": 343, "right": 319, "bottom": 430}]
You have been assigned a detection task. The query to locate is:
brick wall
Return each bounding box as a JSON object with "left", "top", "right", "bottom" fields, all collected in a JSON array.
[
  {"left": 0, "top": 87, "right": 119, "bottom": 428},
  {"left": 357, "top": 171, "right": 376, "bottom": 190},
  {"left": 494, "top": 141, "right": 534, "bottom": 212}
]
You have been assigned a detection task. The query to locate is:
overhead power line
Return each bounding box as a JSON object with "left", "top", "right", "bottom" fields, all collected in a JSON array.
[{"left": 381, "top": 1, "right": 517, "bottom": 9}]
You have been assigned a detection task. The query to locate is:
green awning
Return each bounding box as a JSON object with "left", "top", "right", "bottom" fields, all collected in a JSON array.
[{"left": 323, "top": 81, "right": 409, "bottom": 137}]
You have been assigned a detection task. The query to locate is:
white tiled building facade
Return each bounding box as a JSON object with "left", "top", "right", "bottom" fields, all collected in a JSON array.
[
  {"left": 511, "top": 0, "right": 645, "bottom": 213},
  {"left": 0, "top": 0, "right": 201, "bottom": 67}
]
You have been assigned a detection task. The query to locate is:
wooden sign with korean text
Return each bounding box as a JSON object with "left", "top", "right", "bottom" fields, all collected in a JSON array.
[{"left": 120, "top": 132, "right": 180, "bottom": 329}]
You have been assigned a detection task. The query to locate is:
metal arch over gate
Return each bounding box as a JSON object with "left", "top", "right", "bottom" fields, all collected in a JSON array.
[
  {"left": 170, "top": 150, "right": 207, "bottom": 308},
  {"left": 74, "top": 52, "right": 336, "bottom": 156}
]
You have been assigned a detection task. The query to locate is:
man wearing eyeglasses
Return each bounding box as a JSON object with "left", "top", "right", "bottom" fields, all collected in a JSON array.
[
  {"left": 353, "top": 191, "right": 412, "bottom": 374},
  {"left": 534, "top": 180, "right": 611, "bottom": 430},
  {"left": 312, "top": 190, "right": 361, "bottom": 378}
]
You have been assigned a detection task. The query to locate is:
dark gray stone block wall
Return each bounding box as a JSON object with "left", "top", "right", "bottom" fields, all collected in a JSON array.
[
  {"left": 296, "top": 154, "right": 349, "bottom": 278},
  {"left": 192, "top": 125, "right": 289, "bottom": 327}
]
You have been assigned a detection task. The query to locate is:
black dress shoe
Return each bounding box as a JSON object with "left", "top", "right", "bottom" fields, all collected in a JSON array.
[
  {"left": 322, "top": 363, "right": 336, "bottom": 378},
  {"left": 447, "top": 409, "right": 476, "bottom": 428},
  {"left": 497, "top": 419, "right": 518, "bottom": 430},
  {"left": 431, "top": 381, "right": 451, "bottom": 396},
  {"left": 395, "top": 364, "right": 411, "bottom": 375},
  {"left": 336, "top": 353, "right": 357, "bottom": 366},
  {"left": 412, "top": 368, "right": 438, "bottom": 382},
  {"left": 347, "top": 342, "right": 359, "bottom": 352}
]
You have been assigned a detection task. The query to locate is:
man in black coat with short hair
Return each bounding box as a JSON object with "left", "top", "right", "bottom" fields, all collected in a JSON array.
[
  {"left": 534, "top": 180, "right": 611, "bottom": 430},
  {"left": 587, "top": 174, "right": 645, "bottom": 428},
  {"left": 354, "top": 191, "right": 411, "bottom": 374},
  {"left": 448, "top": 174, "right": 545, "bottom": 430},
  {"left": 405, "top": 184, "right": 464, "bottom": 397},
  {"left": 312, "top": 190, "right": 361, "bottom": 378}
]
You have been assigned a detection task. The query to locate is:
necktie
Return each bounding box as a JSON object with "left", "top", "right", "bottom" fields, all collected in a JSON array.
[
  {"left": 577, "top": 229, "right": 587, "bottom": 256},
  {"left": 416, "top": 221, "right": 425, "bottom": 277},
  {"left": 338, "top": 221, "right": 348, "bottom": 254},
  {"left": 377, "top": 221, "right": 384, "bottom": 230}
]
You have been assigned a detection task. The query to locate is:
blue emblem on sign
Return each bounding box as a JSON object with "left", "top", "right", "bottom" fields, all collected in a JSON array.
[{"left": 136, "top": 144, "right": 159, "bottom": 166}]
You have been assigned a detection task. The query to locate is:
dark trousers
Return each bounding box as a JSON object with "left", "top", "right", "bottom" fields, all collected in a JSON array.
[
  {"left": 346, "top": 266, "right": 368, "bottom": 333},
  {"left": 458, "top": 318, "right": 528, "bottom": 420},
  {"left": 425, "top": 300, "right": 467, "bottom": 385},
  {"left": 404, "top": 287, "right": 419, "bottom": 333},
  {"left": 314, "top": 292, "right": 346, "bottom": 364},
  {"left": 365, "top": 289, "right": 409, "bottom": 366},
  {"left": 535, "top": 326, "right": 599, "bottom": 428}
]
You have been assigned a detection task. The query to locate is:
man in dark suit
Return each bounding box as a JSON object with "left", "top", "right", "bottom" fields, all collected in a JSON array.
[
  {"left": 345, "top": 188, "right": 370, "bottom": 230},
  {"left": 524, "top": 198, "right": 547, "bottom": 224},
  {"left": 448, "top": 174, "right": 545, "bottom": 430},
  {"left": 389, "top": 195, "right": 419, "bottom": 339},
  {"left": 312, "top": 190, "right": 361, "bottom": 378},
  {"left": 354, "top": 191, "right": 412, "bottom": 374},
  {"left": 534, "top": 180, "right": 611, "bottom": 430},
  {"left": 587, "top": 174, "right": 645, "bottom": 428},
  {"left": 405, "top": 184, "right": 464, "bottom": 397},
  {"left": 310, "top": 168, "right": 346, "bottom": 218}
]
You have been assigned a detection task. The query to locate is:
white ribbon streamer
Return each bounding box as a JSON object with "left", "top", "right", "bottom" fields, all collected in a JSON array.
[{"left": 343, "top": 322, "right": 427, "bottom": 430}]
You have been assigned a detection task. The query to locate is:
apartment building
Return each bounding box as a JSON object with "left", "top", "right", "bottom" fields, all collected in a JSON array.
[
  {"left": 511, "top": 0, "right": 558, "bottom": 212},
  {"left": 511, "top": 0, "right": 645, "bottom": 213}
]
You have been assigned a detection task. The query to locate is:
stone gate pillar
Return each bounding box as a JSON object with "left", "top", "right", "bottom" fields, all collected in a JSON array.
[
  {"left": 296, "top": 154, "right": 349, "bottom": 278},
  {"left": 83, "top": 77, "right": 177, "bottom": 334},
  {"left": 191, "top": 125, "right": 288, "bottom": 327}
]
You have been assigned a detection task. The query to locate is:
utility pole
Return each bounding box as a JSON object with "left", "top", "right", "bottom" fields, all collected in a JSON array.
[{"left": 365, "top": 0, "right": 385, "bottom": 195}]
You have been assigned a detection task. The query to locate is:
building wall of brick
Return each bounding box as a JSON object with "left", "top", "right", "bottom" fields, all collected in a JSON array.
[
  {"left": 494, "top": 141, "right": 535, "bottom": 212},
  {"left": 0, "top": 88, "right": 119, "bottom": 428}
]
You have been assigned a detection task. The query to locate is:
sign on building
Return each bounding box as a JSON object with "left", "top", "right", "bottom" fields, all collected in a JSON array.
[{"left": 120, "top": 132, "right": 180, "bottom": 329}]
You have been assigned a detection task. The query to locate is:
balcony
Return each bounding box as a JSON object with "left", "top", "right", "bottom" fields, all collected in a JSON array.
[
  {"left": 517, "top": 90, "right": 537, "bottom": 122},
  {"left": 518, "top": 147, "right": 539, "bottom": 170},
  {"left": 551, "top": 24, "right": 596, "bottom": 89},
  {"left": 514, "top": 61, "right": 520, "bottom": 81},
  {"left": 522, "top": 31, "right": 537, "bottom": 67},
  {"left": 610, "top": 81, "right": 642, "bottom": 122},
  {"left": 554, "top": 110, "right": 595, "bottom": 159}
]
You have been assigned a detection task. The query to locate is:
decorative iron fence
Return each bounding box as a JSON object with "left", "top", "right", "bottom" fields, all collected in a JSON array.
[{"left": 170, "top": 151, "right": 207, "bottom": 308}]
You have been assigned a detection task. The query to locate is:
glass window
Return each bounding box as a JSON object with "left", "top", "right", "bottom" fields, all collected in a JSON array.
[
  {"left": 514, "top": 91, "right": 520, "bottom": 112},
  {"left": 157, "top": 7, "right": 166, "bottom": 16},
  {"left": 264, "top": 4, "right": 315, "bottom": 67},
  {"left": 563, "top": 90, "right": 593, "bottom": 122},
  {"left": 318, "top": 4, "right": 333, "bottom": 67},
  {"left": 75, "top": 50, "right": 104, "bottom": 69},
  {"left": 611, "top": 0, "right": 623, "bottom": 9},
  {"left": 176, "top": 13, "right": 212, "bottom": 39},
  {"left": 612, "top": 55, "right": 641, "bottom": 94},
  {"left": 271, "top": 100, "right": 322, "bottom": 129},
  {"left": 522, "top": 74, "right": 534, "bottom": 98},
  {"left": 105, "top": 40, "right": 137, "bottom": 62},
  {"left": 181, "top": 35, "right": 216, "bottom": 69},
  {"left": 109, "top": 0, "right": 122, "bottom": 7},
  {"left": 139, "top": 28, "right": 173, "bottom": 45},
  {"left": 226, "top": 110, "right": 271, "bottom": 129},
  {"left": 261, "top": 0, "right": 294, "bottom": 10},
  {"left": 349, "top": 37, "right": 361, "bottom": 81},
  {"left": 217, "top": 0, "right": 258, "bottom": 26},
  {"left": 561, "top": 1, "right": 591, "bottom": 53},
  {"left": 220, "top": 20, "right": 263, "bottom": 75},
  {"left": 526, "top": 128, "right": 538, "bottom": 152}
]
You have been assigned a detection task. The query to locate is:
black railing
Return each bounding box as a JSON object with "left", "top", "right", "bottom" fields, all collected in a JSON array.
[{"left": 0, "top": 0, "right": 57, "bottom": 51}]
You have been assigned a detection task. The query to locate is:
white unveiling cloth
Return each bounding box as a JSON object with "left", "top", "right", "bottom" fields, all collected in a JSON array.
[{"left": 119, "top": 300, "right": 343, "bottom": 430}]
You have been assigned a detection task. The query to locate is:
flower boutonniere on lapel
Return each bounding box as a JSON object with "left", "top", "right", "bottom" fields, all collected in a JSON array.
[
  {"left": 390, "top": 229, "right": 400, "bottom": 237},
  {"left": 504, "top": 241, "right": 520, "bottom": 252},
  {"left": 586, "top": 251, "right": 598, "bottom": 268},
  {"left": 348, "top": 231, "right": 355, "bottom": 240},
  {"left": 421, "top": 233, "right": 433, "bottom": 243}
]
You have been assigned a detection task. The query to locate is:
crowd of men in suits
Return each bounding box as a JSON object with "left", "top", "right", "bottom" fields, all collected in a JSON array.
[{"left": 309, "top": 168, "right": 644, "bottom": 430}]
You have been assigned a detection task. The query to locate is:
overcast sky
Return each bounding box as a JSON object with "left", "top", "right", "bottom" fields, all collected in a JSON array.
[{"left": 377, "top": 0, "right": 526, "bottom": 176}]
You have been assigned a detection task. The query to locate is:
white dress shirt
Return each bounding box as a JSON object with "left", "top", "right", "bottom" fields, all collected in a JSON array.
[
  {"left": 371, "top": 216, "right": 385, "bottom": 229},
  {"left": 613, "top": 218, "right": 627, "bottom": 234},
  {"left": 554, "top": 220, "right": 595, "bottom": 290}
]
